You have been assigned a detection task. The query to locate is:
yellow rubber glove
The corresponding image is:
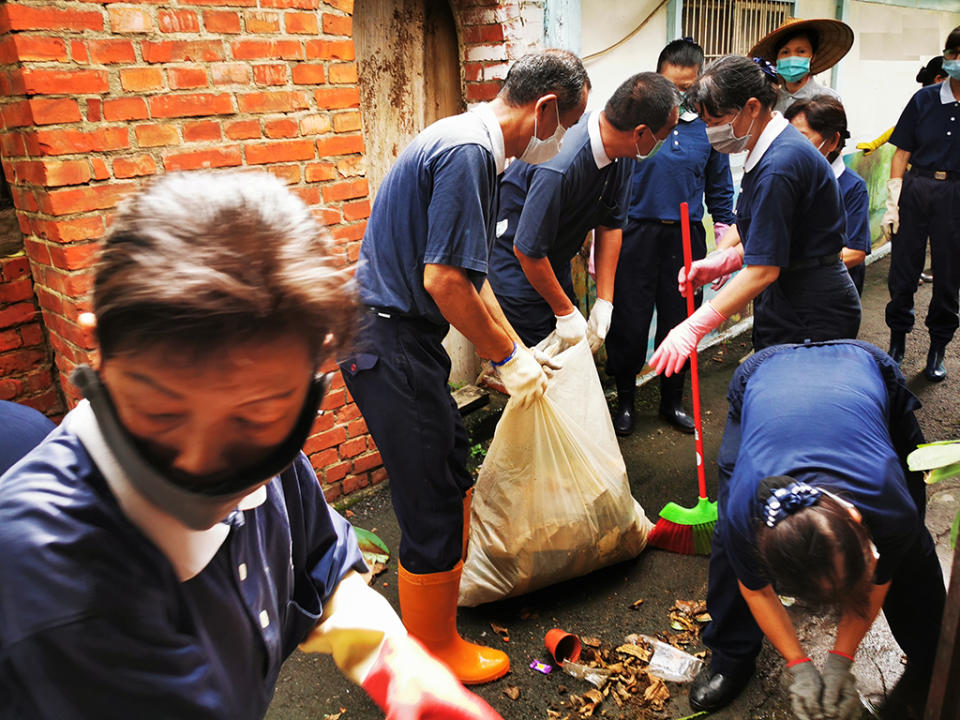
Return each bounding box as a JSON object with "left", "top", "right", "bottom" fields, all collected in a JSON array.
[{"left": 856, "top": 127, "right": 893, "bottom": 157}]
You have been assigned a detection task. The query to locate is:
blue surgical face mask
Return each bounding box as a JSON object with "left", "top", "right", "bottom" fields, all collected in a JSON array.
[
  {"left": 944, "top": 59, "right": 960, "bottom": 80},
  {"left": 777, "top": 56, "right": 811, "bottom": 83}
]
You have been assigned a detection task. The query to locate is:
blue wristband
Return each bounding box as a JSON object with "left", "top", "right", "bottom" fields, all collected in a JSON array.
[{"left": 491, "top": 342, "right": 518, "bottom": 368}]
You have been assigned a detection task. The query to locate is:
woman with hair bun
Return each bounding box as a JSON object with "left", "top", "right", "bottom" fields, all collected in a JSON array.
[
  {"left": 649, "top": 55, "right": 860, "bottom": 378},
  {"left": 785, "top": 95, "right": 871, "bottom": 295}
]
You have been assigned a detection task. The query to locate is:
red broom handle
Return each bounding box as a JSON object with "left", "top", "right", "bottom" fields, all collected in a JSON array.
[{"left": 680, "top": 202, "right": 708, "bottom": 501}]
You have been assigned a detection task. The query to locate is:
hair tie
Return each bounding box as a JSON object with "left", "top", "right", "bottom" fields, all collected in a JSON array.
[
  {"left": 752, "top": 56, "right": 779, "bottom": 81},
  {"left": 683, "top": 36, "right": 696, "bottom": 44},
  {"left": 763, "top": 482, "right": 821, "bottom": 528}
]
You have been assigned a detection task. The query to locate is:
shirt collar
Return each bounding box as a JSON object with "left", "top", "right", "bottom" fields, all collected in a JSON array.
[
  {"left": 830, "top": 154, "right": 846, "bottom": 179},
  {"left": 940, "top": 80, "right": 959, "bottom": 105},
  {"left": 589, "top": 110, "right": 613, "bottom": 169},
  {"left": 65, "top": 399, "right": 269, "bottom": 582},
  {"left": 680, "top": 109, "right": 699, "bottom": 123},
  {"left": 472, "top": 102, "right": 506, "bottom": 174},
  {"left": 744, "top": 111, "right": 789, "bottom": 173}
]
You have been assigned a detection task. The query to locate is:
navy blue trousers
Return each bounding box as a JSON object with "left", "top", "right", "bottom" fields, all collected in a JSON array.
[
  {"left": 704, "top": 376, "right": 945, "bottom": 677},
  {"left": 885, "top": 172, "right": 960, "bottom": 345},
  {"left": 340, "top": 315, "right": 473, "bottom": 574},
  {"left": 605, "top": 220, "right": 706, "bottom": 396},
  {"left": 495, "top": 292, "right": 559, "bottom": 348}
]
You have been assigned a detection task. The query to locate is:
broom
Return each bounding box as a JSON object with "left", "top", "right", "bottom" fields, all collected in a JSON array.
[{"left": 646, "top": 201, "right": 718, "bottom": 555}]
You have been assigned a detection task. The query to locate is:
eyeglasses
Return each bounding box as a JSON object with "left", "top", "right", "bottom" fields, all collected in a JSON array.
[{"left": 944, "top": 48, "right": 960, "bottom": 60}]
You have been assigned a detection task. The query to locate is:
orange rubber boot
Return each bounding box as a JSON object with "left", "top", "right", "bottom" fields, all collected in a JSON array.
[{"left": 397, "top": 560, "right": 509, "bottom": 685}]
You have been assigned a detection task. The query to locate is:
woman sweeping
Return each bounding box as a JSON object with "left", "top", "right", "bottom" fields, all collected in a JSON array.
[{"left": 649, "top": 55, "right": 860, "bottom": 377}]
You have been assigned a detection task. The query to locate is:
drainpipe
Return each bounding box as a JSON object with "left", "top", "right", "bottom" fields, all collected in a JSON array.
[{"left": 544, "top": 0, "right": 582, "bottom": 53}]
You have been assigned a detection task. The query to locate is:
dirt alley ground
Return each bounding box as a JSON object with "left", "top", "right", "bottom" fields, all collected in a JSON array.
[{"left": 267, "top": 251, "right": 960, "bottom": 720}]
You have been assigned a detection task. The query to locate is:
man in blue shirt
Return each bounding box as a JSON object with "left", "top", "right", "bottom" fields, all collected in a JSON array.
[
  {"left": 605, "top": 39, "right": 735, "bottom": 436},
  {"left": 488, "top": 71, "right": 680, "bottom": 357},
  {"left": 0, "top": 171, "right": 503, "bottom": 720},
  {"left": 882, "top": 25, "right": 960, "bottom": 381},
  {"left": 689, "top": 341, "right": 944, "bottom": 719},
  {"left": 341, "top": 50, "right": 590, "bottom": 686}
]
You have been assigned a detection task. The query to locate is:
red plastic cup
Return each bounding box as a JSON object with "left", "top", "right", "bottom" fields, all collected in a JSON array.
[{"left": 544, "top": 628, "right": 581, "bottom": 665}]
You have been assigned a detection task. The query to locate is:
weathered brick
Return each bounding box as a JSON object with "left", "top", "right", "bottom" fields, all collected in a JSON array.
[
  {"left": 0, "top": 303, "right": 36, "bottom": 329},
  {"left": 0, "top": 132, "right": 26, "bottom": 158},
  {"left": 291, "top": 63, "right": 325, "bottom": 85},
  {"left": 108, "top": 6, "right": 155, "bottom": 33},
  {"left": 39, "top": 183, "right": 134, "bottom": 217},
  {"left": 88, "top": 39, "right": 136, "bottom": 64},
  {"left": 340, "top": 435, "right": 367, "bottom": 458},
  {"left": 321, "top": 13, "right": 351, "bottom": 36},
  {"left": 4, "top": 5, "right": 103, "bottom": 32},
  {"left": 331, "top": 110, "right": 361, "bottom": 132},
  {"left": 237, "top": 90, "right": 311, "bottom": 113},
  {"left": 113, "top": 154, "right": 157, "bottom": 179},
  {"left": 168, "top": 66, "right": 209, "bottom": 90},
  {"left": 13, "top": 158, "right": 91, "bottom": 187},
  {"left": 103, "top": 97, "right": 149, "bottom": 122},
  {"left": 0, "top": 278, "right": 35, "bottom": 304},
  {"left": 245, "top": 139, "right": 315, "bottom": 165},
  {"left": 300, "top": 114, "right": 331, "bottom": 135},
  {"left": 119, "top": 67, "right": 165, "bottom": 92},
  {"left": 321, "top": 178, "right": 367, "bottom": 202},
  {"left": 342, "top": 199, "right": 370, "bottom": 221},
  {"left": 314, "top": 86, "right": 359, "bottom": 109},
  {"left": 0, "top": 257, "right": 31, "bottom": 282},
  {"left": 305, "top": 162, "right": 337, "bottom": 182},
  {"left": 465, "top": 81, "right": 500, "bottom": 102},
  {"left": 264, "top": 164, "right": 301, "bottom": 184},
  {"left": 158, "top": 9, "right": 200, "bottom": 33},
  {"left": 24, "top": 127, "right": 129, "bottom": 156},
  {"left": 324, "top": 0, "right": 354, "bottom": 13},
  {"left": 47, "top": 242, "right": 99, "bottom": 271},
  {"left": 315, "top": 133, "right": 363, "bottom": 156},
  {"left": 352, "top": 450, "right": 382, "bottom": 473},
  {"left": 308, "top": 447, "right": 339, "bottom": 470},
  {"left": 149, "top": 93, "right": 233, "bottom": 118},
  {"left": 223, "top": 119, "right": 260, "bottom": 140},
  {"left": 162, "top": 146, "right": 243, "bottom": 171},
  {"left": 263, "top": 117, "right": 298, "bottom": 138},
  {"left": 231, "top": 40, "right": 304, "bottom": 61},
  {"left": 141, "top": 40, "right": 224, "bottom": 63},
  {"left": 328, "top": 62, "right": 357, "bottom": 84},
  {"left": 70, "top": 40, "right": 88, "bottom": 64},
  {"left": 253, "top": 64, "right": 288, "bottom": 86},
  {"left": 463, "top": 24, "right": 505, "bottom": 44},
  {"left": 303, "top": 426, "right": 346, "bottom": 454},
  {"left": 22, "top": 69, "right": 109, "bottom": 95},
  {"left": 183, "top": 120, "right": 221, "bottom": 142},
  {"left": 341, "top": 473, "right": 370, "bottom": 495},
  {"left": 33, "top": 216, "right": 106, "bottom": 243},
  {"left": 244, "top": 10, "right": 280, "bottom": 33},
  {"left": 305, "top": 39, "right": 354, "bottom": 60},
  {"left": 210, "top": 62, "right": 250, "bottom": 85},
  {"left": 336, "top": 155, "right": 365, "bottom": 177},
  {"left": 204, "top": 11, "right": 242, "bottom": 34},
  {"left": 286, "top": 11, "right": 319, "bottom": 34},
  {"left": 324, "top": 460, "right": 351, "bottom": 484},
  {"left": 135, "top": 124, "right": 181, "bottom": 148},
  {"left": 19, "top": 323, "right": 45, "bottom": 348},
  {"left": 0, "top": 348, "right": 46, "bottom": 375},
  {"left": 11, "top": 35, "right": 68, "bottom": 62}
]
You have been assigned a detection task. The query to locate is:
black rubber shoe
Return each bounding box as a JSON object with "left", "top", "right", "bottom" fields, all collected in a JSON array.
[
  {"left": 924, "top": 345, "right": 946, "bottom": 382},
  {"left": 689, "top": 667, "right": 751, "bottom": 712}
]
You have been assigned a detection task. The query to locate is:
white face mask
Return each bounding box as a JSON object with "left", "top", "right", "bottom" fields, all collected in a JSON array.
[
  {"left": 519, "top": 101, "right": 565, "bottom": 164},
  {"left": 706, "top": 108, "right": 756, "bottom": 154}
]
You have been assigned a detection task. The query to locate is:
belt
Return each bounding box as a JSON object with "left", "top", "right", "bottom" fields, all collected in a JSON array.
[
  {"left": 908, "top": 165, "right": 960, "bottom": 181},
  {"left": 366, "top": 305, "right": 415, "bottom": 319},
  {"left": 783, "top": 252, "right": 841, "bottom": 273}
]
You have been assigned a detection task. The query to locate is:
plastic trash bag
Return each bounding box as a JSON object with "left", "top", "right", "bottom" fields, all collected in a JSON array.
[{"left": 459, "top": 334, "right": 653, "bottom": 606}]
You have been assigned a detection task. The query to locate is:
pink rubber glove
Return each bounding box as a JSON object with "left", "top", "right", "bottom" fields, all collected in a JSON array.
[
  {"left": 362, "top": 635, "right": 505, "bottom": 720},
  {"left": 649, "top": 302, "right": 727, "bottom": 377},
  {"left": 678, "top": 246, "right": 742, "bottom": 296},
  {"left": 711, "top": 223, "right": 733, "bottom": 289}
]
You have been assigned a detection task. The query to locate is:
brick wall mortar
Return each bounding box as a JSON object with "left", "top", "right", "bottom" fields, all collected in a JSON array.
[{"left": 0, "top": 0, "right": 543, "bottom": 498}]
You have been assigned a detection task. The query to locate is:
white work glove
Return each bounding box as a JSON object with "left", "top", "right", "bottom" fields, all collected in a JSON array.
[
  {"left": 532, "top": 347, "right": 563, "bottom": 376},
  {"left": 787, "top": 660, "right": 825, "bottom": 720},
  {"left": 881, "top": 178, "right": 902, "bottom": 241},
  {"left": 649, "top": 302, "right": 727, "bottom": 377},
  {"left": 496, "top": 343, "right": 548, "bottom": 408},
  {"left": 554, "top": 308, "right": 587, "bottom": 344},
  {"left": 678, "top": 246, "right": 743, "bottom": 296},
  {"left": 585, "top": 299, "right": 613, "bottom": 352},
  {"left": 821, "top": 653, "right": 861, "bottom": 720}
]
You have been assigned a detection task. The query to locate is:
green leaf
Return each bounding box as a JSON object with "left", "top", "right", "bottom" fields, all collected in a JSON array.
[
  {"left": 925, "top": 461, "right": 960, "bottom": 485},
  {"left": 353, "top": 526, "right": 390, "bottom": 565},
  {"left": 907, "top": 442, "right": 960, "bottom": 471},
  {"left": 951, "top": 510, "right": 959, "bottom": 549}
]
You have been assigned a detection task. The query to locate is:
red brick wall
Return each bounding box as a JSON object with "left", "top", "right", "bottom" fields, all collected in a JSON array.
[{"left": 0, "top": 0, "right": 538, "bottom": 501}]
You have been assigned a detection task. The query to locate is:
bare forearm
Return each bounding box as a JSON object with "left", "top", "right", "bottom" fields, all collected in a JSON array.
[
  {"left": 833, "top": 582, "right": 889, "bottom": 657},
  {"left": 716, "top": 224, "right": 741, "bottom": 251},
  {"left": 890, "top": 149, "right": 910, "bottom": 180},
  {"left": 841, "top": 248, "right": 866, "bottom": 269},
  {"left": 516, "top": 249, "right": 575, "bottom": 316},
  {"left": 739, "top": 582, "right": 806, "bottom": 662},
  {"left": 709, "top": 263, "right": 779, "bottom": 319},
  {"left": 424, "top": 264, "right": 514, "bottom": 362},
  {"left": 478, "top": 279, "right": 524, "bottom": 348},
  {"left": 593, "top": 227, "right": 622, "bottom": 302}
]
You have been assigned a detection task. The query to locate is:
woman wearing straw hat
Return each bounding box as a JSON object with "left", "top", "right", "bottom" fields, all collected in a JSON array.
[{"left": 749, "top": 18, "right": 853, "bottom": 114}]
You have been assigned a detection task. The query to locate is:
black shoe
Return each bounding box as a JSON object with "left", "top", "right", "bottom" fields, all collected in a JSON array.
[
  {"left": 889, "top": 331, "right": 906, "bottom": 366},
  {"left": 689, "top": 666, "right": 751, "bottom": 712},
  {"left": 659, "top": 403, "right": 695, "bottom": 433},
  {"left": 613, "top": 404, "right": 634, "bottom": 436},
  {"left": 924, "top": 345, "right": 946, "bottom": 382}
]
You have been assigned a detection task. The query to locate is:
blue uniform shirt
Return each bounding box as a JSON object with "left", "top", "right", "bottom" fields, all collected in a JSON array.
[
  {"left": 837, "top": 166, "right": 871, "bottom": 255},
  {"left": 627, "top": 112, "right": 735, "bottom": 224},
  {"left": 738, "top": 122, "right": 845, "bottom": 268},
  {"left": 889, "top": 81, "right": 960, "bottom": 172},
  {"left": 0, "top": 400, "right": 55, "bottom": 475},
  {"left": 718, "top": 342, "right": 921, "bottom": 591},
  {"left": 488, "top": 111, "right": 632, "bottom": 301},
  {"left": 0, "top": 426, "right": 366, "bottom": 719},
  {"left": 357, "top": 107, "right": 502, "bottom": 324}
]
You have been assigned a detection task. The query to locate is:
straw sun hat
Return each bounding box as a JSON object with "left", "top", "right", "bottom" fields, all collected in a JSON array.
[{"left": 749, "top": 18, "right": 854, "bottom": 76}]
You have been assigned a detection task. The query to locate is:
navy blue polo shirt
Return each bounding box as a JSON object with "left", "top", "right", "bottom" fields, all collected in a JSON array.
[
  {"left": 487, "top": 111, "right": 632, "bottom": 301},
  {"left": 627, "top": 112, "right": 735, "bottom": 224},
  {"left": 718, "top": 342, "right": 921, "bottom": 591},
  {"left": 838, "top": 167, "right": 871, "bottom": 255},
  {"left": 0, "top": 426, "right": 366, "bottom": 719},
  {"left": 357, "top": 109, "right": 500, "bottom": 325},
  {"left": 738, "top": 123, "right": 845, "bottom": 267},
  {"left": 889, "top": 81, "right": 960, "bottom": 172},
  {"left": 0, "top": 400, "right": 55, "bottom": 476}
]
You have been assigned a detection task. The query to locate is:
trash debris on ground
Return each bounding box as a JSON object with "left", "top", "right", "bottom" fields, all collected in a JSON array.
[
  {"left": 352, "top": 526, "right": 390, "bottom": 584},
  {"left": 560, "top": 660, "right": 613, "bottom": 688},
  {"left": 530, "top": 660, "right": 553, "bottom": 674},
  {"left": 634, "top": 635, "right": 703, "bottom": 683},
  {"left": 489, "top": 621, "right": 510, "bottom": 642},
  {"left": 503, "top": 685, "right": 521, "bottom": 700}
]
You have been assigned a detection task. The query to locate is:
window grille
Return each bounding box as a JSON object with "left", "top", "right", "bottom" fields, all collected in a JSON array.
[{"left": 683, "top": 0, "right": 793, "bottom": 61}]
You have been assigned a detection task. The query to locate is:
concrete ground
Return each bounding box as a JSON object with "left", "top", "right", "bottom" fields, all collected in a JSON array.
[{"left": 267, "top": 252, "right": 960, "bottom": 720}]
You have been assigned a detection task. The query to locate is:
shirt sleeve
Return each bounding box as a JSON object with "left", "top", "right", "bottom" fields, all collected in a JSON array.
[
  {"left": 842, "top": 177, "right": 872, "bottom": 255},
  {"left": 888, "top": 91, "right": 921, "bottom": 153},
  {"left": 513, "top": 167, "right": 566, "bottom": 259},
  {"left": 598, "top": 162, "right": 632, "bottom": 230},
  {"left": 424, "top": 143, "right": 496, "bottom": 273},
  {"left": 740, "top": 171, "right": 798, "bottom": 267},
  {"left": 704, "top": 149, "right": 736, "bottom": 225}
]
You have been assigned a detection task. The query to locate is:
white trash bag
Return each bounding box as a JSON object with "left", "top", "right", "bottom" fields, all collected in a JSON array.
[{"left": 459, "top": 334, "right": 653, "bottom": 607}]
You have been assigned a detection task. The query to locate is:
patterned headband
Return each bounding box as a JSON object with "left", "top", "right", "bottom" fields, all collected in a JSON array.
[
  {"left": 762, "top": 481, "right": 822, "bottom": 528},
  {"left": 752, "top": 56, "right": 779, "bottom": 81}
]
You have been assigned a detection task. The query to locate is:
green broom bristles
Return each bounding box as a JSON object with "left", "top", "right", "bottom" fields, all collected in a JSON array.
[{"left": 647, "top": 496, "right": 718, "bottom": 555}]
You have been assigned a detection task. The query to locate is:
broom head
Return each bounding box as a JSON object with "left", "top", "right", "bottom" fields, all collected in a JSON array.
[{"left": 646, "top": 496, "right": 718, "bottom": 555}]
